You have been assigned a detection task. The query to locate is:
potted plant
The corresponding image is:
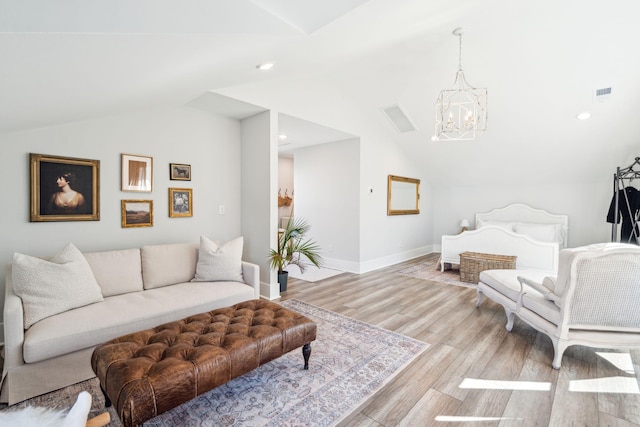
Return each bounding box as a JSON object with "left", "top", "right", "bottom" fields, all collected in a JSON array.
[{"left": 269, "top": 217, "right": 323, "bottom": 292}]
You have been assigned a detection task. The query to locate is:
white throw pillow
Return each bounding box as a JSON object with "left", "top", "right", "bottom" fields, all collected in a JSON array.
[
  {"left": 476, "top": 219, "right": 515, "bottom": 231},
  {"left": 513, "top": 222, "right": 559, "bottom": 243},
  {"left": 12, "top": 243, "right": 104, "bottom": 329},
  {"left": 192, "top": 236, "right": 244, "bottom": 283}
]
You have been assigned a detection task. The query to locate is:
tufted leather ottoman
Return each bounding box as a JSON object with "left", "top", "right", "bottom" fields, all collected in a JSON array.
[{"left": 91, "top": 299, "right": 316, "bottom": 427}]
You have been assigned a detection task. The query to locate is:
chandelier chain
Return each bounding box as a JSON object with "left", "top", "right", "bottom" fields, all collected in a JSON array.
[{"left": 458, "top": 32, "right": 463, "bottom": 71}]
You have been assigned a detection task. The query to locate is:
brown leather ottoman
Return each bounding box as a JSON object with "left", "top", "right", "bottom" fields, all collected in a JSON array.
[{"left": 91, "top": 299, "right": 316, "bottom": 427}]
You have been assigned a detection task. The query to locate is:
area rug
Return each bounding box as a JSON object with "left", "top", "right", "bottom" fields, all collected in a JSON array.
[
  {"left": 1, "top": 300, "right": 428, "bottom": 427},
  {"left": 287, "top": 264, "right": 344, "bottom": 282},
  {"left": 398, "top": 256, "right": 475, "bottom": 288}
]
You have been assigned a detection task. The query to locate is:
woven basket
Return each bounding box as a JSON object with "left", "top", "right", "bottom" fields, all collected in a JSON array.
[{"left": 459, "top": 252, "right": 517, "bottom": 283}]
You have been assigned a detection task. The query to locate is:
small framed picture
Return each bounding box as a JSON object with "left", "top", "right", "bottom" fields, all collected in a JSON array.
[
  {"left": 122, "top": 154, "right": 153, "bottom": 192},
  {"left": 169, "top": 188, "right": 193, "bottom": 217},
  {"left": 170, "top": 163, "right": 191, "bottom": 181},
  {"left": 30, "top": 153, "right": 100, "bottom": 222},
  {"left": 121, "top": 200, "right": 153, "bottom": 228}
]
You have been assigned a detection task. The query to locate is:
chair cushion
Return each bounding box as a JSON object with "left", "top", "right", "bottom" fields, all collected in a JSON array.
[
  {"left": 479, "top": 269, "right": 548, "bottom": 302},
  {"left": 521, "top": 292, "right": 560, "bottom": 325}
]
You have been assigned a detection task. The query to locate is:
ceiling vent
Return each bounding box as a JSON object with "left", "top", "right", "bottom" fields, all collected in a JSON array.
[
  {"left": 593, "top": 87, "right": 612, "bottom": 103},
  {"left": 381, "top": 104, "right": 417, "bottom": 133}
]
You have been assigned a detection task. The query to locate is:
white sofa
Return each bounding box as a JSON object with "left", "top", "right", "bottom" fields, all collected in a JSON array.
[
  {"left": 1, "top": 241, "right": 260, "bottom": 405},
  {"left": 477, "top": 243, "right": 640, "bottom": 368}
]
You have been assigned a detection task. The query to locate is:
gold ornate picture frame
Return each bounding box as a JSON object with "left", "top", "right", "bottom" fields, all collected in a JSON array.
[
  {"left": 122, "top": 153, "right": 153, "bottom": 192},
  {"left": 169, "top": 188, "right": 193, "bottom": 217},
  {"left": 30, "top": 153, "right": 100, "bottom": 222},
  {"left": 121, "top": 200, "right": 153, "bottom": 228}
]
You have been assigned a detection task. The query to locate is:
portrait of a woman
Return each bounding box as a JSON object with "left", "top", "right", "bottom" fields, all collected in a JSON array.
[{"left": 47, "top": 172, "right": 87, "bottom": 214}]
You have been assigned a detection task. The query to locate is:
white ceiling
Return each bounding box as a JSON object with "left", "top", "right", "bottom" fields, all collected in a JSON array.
[{"left": 2, "top": 0, "right": 639, "bottom": 185}]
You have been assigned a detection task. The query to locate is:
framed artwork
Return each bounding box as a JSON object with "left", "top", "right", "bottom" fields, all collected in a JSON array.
[
  {"left": 169, "top": 188, "right": 193, "bottom": 217},
  {"left": 30, "top": 153, "right": 100, "bottom": 222},
  {"left": 121, "top": 200, "right": 153, "bottom": 228},
  {"left": 121, "top": 154, "right": 153, "bottom": 192},
  {"left": 170, "top": 163, "right": 191, "bottom": 181}
]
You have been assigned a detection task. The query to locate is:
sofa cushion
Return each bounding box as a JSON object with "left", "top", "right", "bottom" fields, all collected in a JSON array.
[
  {"left": 192, "top": 236, "right": 244, "bottom": 283},
  {"left": 84, "top": 248, "right": 143, "bottom": 297},
  {"left": 22, "top": 280, "right": 256, "bottom": 363},
  {"left": 141, "top": 243, "right": 198, "bottom": 290},
  {"left": 12, "top": 243, "right": 104, "bottom": 329}
]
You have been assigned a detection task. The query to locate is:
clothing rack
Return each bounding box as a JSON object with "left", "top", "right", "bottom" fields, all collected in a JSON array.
[{"left": 610, "top": 157, "right": 640, "bottom": 243}]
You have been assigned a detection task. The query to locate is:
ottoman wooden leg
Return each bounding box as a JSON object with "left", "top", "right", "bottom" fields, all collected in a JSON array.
[
  {"left": 302, "top": 343, "right": 311, "bottom": 370},
  {"left": 100, "top": 385, "right": 111, "bottom": 408}
]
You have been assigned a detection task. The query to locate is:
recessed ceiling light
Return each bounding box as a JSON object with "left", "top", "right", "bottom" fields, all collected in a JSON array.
[
  {"left": 256, "top": 62, "right": 274, "bottom": 71},
  {"left": 576, "top": 112, "right": 591, "bottom": 120},
  {"left": 278, "top": 134, "right": 287, "bottom": 140}
]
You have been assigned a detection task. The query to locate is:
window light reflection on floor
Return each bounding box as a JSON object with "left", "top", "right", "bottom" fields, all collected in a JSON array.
[
  {"left": 459, "top": 378, "right": 552, "bottom": 391},
  {"left": 569, "top": 376, "right": 640, "bottom": 394},
  {"left": 596, "top": 352, "right": 636, "bottom": 374}
]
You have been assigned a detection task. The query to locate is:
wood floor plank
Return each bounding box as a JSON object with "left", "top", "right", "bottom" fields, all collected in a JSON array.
[
  {"left": 397, "top": 388, "right": 462, "bottom": 427},
  {"left": 596, "top": 349, "right": 640, "bottom": 425}
]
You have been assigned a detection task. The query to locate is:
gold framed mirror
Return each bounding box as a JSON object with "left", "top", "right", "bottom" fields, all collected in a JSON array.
[{"left": 387, "top": 175, "right": 420, "bottom": 215}]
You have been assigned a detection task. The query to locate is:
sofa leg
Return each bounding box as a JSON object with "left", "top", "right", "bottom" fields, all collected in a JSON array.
[{"left": 302, "top": 343, "right": 311, "bottom": 370}]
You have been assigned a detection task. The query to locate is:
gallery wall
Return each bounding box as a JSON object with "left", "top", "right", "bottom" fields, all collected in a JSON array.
[{"left": 0, "top": 107, "right": 244, "bottom": 341}]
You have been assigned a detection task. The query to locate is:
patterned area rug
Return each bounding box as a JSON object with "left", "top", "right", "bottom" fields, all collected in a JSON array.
[
  {"left": 398, "top": 256, "right": 475, "bottom": 288},
  {"left": 1, "top": 300, "right": 428, "bottom": 427}
]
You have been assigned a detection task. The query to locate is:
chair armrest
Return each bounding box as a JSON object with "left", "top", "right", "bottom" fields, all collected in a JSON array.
[
  {"left": 241, "top": 261, "right": 260, "bottom": 298},
  {"left": 518, "top": 276, "right": 560, "bottom": 303}
]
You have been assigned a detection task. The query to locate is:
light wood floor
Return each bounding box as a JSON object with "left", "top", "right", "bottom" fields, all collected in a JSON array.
[{"left": 279, "top": 254, "right": 640, "bottom": 427}]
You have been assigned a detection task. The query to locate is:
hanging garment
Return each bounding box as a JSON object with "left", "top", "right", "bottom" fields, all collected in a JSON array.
[{"left": 607, "top": 186, "right": 640, "bottom": 244}]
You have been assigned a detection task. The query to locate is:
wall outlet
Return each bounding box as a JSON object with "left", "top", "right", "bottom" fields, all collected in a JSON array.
[{"left": 218, "top": 205, "right": 225, "bottom": 215}]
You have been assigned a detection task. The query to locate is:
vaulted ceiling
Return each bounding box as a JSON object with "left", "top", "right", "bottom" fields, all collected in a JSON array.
[{"left": 2, "top": 0, "right": 638, "bottom": 186}]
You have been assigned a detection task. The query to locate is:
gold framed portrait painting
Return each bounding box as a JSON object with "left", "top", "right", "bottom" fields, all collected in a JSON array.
[
  {"left": 169, "top": 188, "right": 192, "bottom": 218},
  {"left": 30, "top": 153, "right": 100, "bottom": 222},
  {"left": 121, "top": 200, "right": 153, "bottom": 228}
]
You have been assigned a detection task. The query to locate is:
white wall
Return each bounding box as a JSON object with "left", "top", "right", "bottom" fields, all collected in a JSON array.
[
  {"left": 0, "top": 107, "right": 244, "bottom": 342},
  {"left": 433, "top": 180, "right": 613, "bottom": 248},
  {"left": 293, "top": 139, "right": 361, "bottom": 271},
  {"left": 241, "top": 111, "right": 280, "bottom": 299}
]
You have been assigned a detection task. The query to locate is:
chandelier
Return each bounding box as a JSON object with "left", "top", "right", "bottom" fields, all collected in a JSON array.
[{"left": 433, "top": 28, "right": 488, "bottom": 141}]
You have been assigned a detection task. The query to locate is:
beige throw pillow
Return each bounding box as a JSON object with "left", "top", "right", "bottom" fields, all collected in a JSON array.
[
  {"left": 12, "top": 243, "right": 104, "bottom": 329},
  {"left": 192, "top": 236, "right": 244, "bottom": 283}
]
